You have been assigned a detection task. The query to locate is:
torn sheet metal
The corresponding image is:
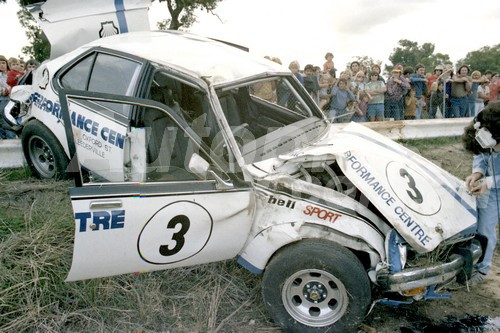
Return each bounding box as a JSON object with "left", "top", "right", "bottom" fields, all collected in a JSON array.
[{"left": 28, "top": 0, "right": 151, "bottom": 58}]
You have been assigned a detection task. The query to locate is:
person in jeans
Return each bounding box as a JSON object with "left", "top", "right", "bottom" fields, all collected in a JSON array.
[
  {"left": 463, "top": 101, "right": 500, "bottom": 284},
  {"left": 385, "top": 65, "right": 410, "bottom": 120},
  {"left": 366, "top": 71, "right": 386, "bottom": 122},
  {"left": 409, "top": 64, "right": 428, "bottom": 119},
  {"left": 429, "top": 81, "right": 445, "bottom": 118},
  {"left": 450, "top": 65, "right": 472, "bottom": 117}
]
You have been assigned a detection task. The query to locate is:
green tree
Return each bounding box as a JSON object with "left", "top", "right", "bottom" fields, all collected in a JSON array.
[
  {"left": 156, "top": 0, "right": 222, "bottom": 30},
  {"left": 457, "top": 44, "right": 500, "bottom": 73},
  {"left": 17, "top": 7, "right": 51, "bottom": 62},
  {"left": 387, "top": 39, "right": 451, "bottom": 72},
  {"left": 350, "top": 55, "right": 382, "bottom": 74}
]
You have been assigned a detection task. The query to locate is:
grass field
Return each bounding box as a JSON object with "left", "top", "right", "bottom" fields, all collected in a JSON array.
[{"left": 0, "top": 137, "right": 473, "bottom": 332}]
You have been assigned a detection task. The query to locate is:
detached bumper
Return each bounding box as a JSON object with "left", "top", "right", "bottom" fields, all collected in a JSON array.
[{"left": 378, "top": 241, "right": 482, "bottom": 292}]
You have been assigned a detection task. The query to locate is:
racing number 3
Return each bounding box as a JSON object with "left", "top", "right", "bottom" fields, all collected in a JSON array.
[
  {"left": 399, "top": 168, "right": 423, "bottom": 204},
  {"left": 159, "top": 215, "right": 190, "bottom": 256}
]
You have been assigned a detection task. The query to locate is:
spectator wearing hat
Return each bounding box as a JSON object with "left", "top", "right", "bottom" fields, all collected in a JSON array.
[
  {"left": 385, "top": 65, "right": 410, "bottom": 120},
  {"left": 450, "top": 65, "right": 472, "bottom": 117},
  {"left": 427, "top": 65, "right": 444, "bottom": 94},
  {"left": 409, "top": 64, "right": 428, "bottom": 119}
]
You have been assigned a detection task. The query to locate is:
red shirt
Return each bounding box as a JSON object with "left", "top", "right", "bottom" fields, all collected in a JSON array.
[
  {"left": 7, "top": 70, "right": 24, "bottom": 87},
  {"left": 427, "top": 75, "right": 438, "bottom": 94}
]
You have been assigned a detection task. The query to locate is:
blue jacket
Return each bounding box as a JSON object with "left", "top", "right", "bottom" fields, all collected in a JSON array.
[
  {"left": 410, "top": 74, "right": 427, "bottom": 98},
  {"left": 473, "top": 152, "right": 500, "bottom": 189}
]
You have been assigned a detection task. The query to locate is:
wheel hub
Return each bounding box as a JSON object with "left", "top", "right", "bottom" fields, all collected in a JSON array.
[
  {"left": 304, "top": 282, "right": 327, "bottom": 303},
  {"left": 282, "top": 269, "right": 349, "bottom": 327}
]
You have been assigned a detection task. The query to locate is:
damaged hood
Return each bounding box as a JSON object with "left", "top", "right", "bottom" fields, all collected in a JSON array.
[
  {"left": 272, "top": 122, "right": 476, "bottom": 253},
  {"left": 28, "top": 0, "right": 151, "bottom": 59}
]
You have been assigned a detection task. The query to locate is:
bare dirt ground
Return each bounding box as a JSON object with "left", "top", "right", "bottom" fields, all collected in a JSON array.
[{"left": 361, "top": 141, "right": 500, "bottom": 333}]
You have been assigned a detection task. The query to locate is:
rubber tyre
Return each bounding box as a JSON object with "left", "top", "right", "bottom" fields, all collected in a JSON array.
[
  {"left": 262, "top": 239, "right": 371, "bottom": 333},
  {"left": 21, "top": 120, "right": 69, "bottom": 180}
]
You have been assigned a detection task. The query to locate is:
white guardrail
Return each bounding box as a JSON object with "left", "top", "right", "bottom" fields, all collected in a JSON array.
[{"left": 0, "top": 118, "right": 471, "bottom": 169}]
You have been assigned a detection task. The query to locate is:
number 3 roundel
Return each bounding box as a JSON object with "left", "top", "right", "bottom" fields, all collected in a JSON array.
[
  {"left": 138, "top": 201, "right": 213, "bottom": 264},
  {"left": 386, "top": 161, "right": 441, "bottom": 216}
]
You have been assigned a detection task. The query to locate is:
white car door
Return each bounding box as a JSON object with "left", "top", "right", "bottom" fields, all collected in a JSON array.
[{"left": 59, "top": 90, "right": 254, "bottom": 281}]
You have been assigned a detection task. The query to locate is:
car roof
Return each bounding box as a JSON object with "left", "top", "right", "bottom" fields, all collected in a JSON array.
[{"left": 84, "top": 30, "right": 286, "bottom": 86}]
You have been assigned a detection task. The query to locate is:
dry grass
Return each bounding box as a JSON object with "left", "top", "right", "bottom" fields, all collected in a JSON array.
[
  {"left": 0, "top": 173, "right": 277, "bottom": 332},
  {"left": 0, "top": 137, "right": 474, "bottom": 332}
]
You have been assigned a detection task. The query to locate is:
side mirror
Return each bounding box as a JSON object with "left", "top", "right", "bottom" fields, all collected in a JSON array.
[
  {"left": 188, "top": 153, "right": 210, "bottom": 178},
  {"left": 188, "top": 153, "right": 233, "bottom": 189}
]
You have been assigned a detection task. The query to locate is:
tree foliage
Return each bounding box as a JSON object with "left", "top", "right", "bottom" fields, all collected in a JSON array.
[
  {"left": 17, "top": 7, "right": 51, "bottom": 62},
  {"left": 156, "top": 0, "right": 221, "bottom": 30},
  {"left": 350, "top": 55, "right": 382, "bottom": 73},
  {"left": 387, "top": 39, "right": 451, "bottom": 72},
  {"left": 457, "top": 44, "right": 500, "bottom": 73}
]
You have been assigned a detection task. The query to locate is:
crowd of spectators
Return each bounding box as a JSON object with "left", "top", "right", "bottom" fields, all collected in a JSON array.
[
  {"left": 0, "top": 55, "right": 39, "bottom": 139},
  {"left": 1, "top": 50, "right": 499, "bottom": 139},
  {"left": 278, "top": 52, "right": 500, "bottom": 123}
]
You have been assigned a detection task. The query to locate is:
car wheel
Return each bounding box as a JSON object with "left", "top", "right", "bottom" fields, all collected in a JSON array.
[
  {"left": 262, "top": 239, "right": 371, "bottom": 333},
  {"left": 21, "top": 120, "right": 69, "bottom": 179}
]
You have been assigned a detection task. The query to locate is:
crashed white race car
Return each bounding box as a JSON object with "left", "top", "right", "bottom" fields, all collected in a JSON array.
[{"left": 3, "top": 2, "right": 481, "bottom": 332}]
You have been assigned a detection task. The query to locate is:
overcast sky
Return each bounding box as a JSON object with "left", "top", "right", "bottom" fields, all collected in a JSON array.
[{"left": 2, "top": 0, "right": 499, "bottom": 72}]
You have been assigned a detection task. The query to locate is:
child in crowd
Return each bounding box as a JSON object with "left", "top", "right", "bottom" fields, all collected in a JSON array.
[
  {"left": 323, "top": 52, "right": 335, "bottom": 73},
  {"left": 350, "top": 91, "right": 371, "bottom": 122},
  {"left": 0, "top": 55, "right": 9, "bottom": 99},
  {"left": 288, "top": 61, "right": 304, "bottom": 86},
  {"left": 463, "top": 101, "right": 500, "bottom": 285},
  {"left": 25, "top": 59, "right": 40, "bottom": 72},
  {"left": 366, "top": 71, "right": 386, "bottom": 122},
  {"left": 405, "top": 87, "right": 418, "bottom": 120},
  {"left": 319, "top": 73, "right": 333, "bottom": 110},
  {"left": 7, "top": 57, "right": 24, "bottom": 88},
  {"left": 429, "top": 81, "right": 445, "bottom": 119},
  {"left": 328, "top": 78, "right": 355, "bottom": 122},
  {"left": 351, "top": 71, "right": 367, "bottom": 96}
]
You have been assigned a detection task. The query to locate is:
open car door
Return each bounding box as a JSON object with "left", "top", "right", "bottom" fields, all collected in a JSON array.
[{"left": 59, "top": 90, "right": 253, "bottom": 281}]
